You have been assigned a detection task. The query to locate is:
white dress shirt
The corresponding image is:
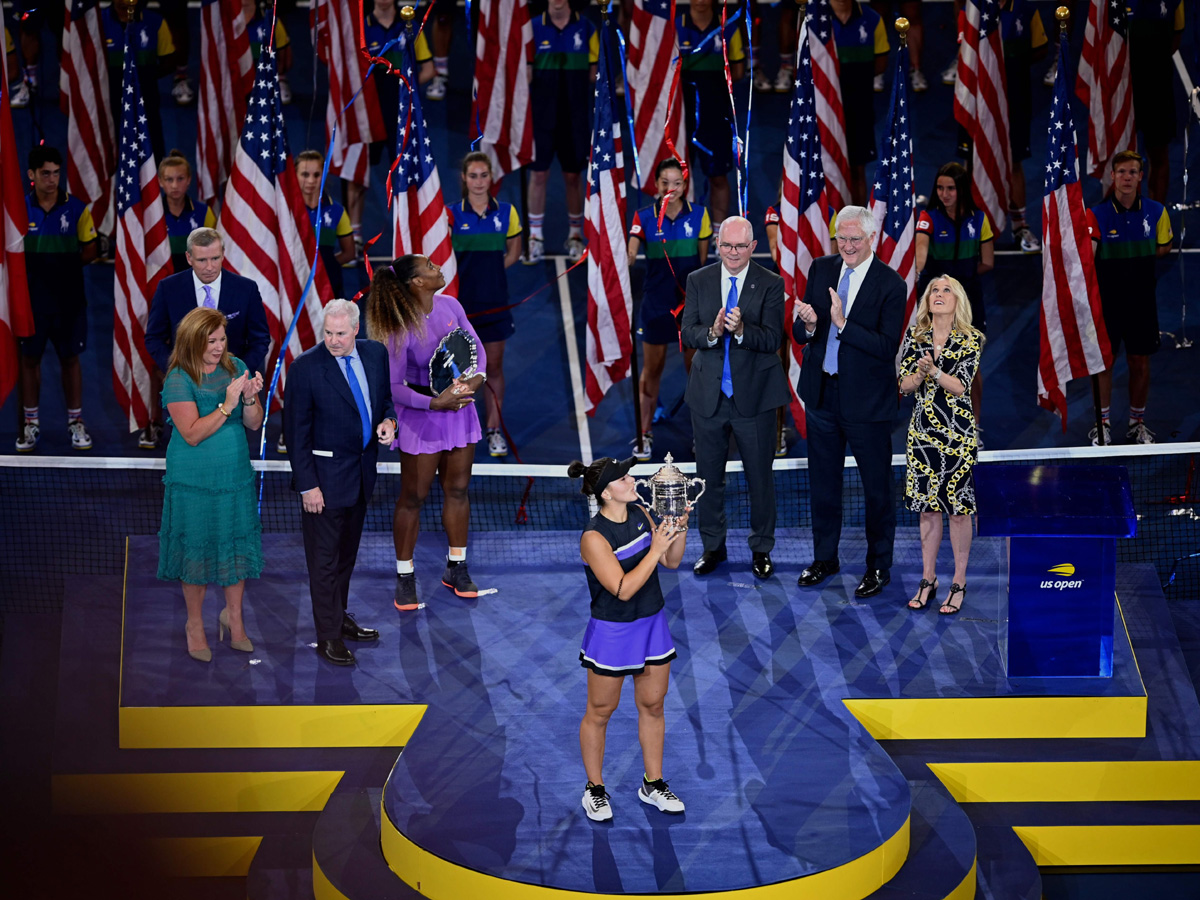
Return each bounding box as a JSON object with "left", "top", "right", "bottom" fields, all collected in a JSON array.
[
  {"left": 193, "top": 271, "right": 223, "bottom": 308},
  {"left": 707, "top": 264, "right": 750, "bottom": 346}
]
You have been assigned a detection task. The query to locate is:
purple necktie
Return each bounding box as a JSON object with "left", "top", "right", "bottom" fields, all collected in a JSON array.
[{"left": 203, "top": 285, "right": 216, "bottom": 309}]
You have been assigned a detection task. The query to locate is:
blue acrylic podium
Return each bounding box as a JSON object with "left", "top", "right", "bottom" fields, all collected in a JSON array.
[{"left": 974, "top": 465, "right": 1136, "bottom": 678}]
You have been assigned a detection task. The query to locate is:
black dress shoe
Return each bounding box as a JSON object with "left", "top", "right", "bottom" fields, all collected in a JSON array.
[
  {"left": 693, "top": 545, "right": 727, "bottom": 576},
  {"left": 341, "top": 612, "right": 379, "bottom": 642},
  {"left": 797, "top": 559, "right": 840, "bottom": 587},
  {"left": 752, "top": 552, "right": 774, "bottom": 580},
  {"left": 316, "top": 639, "right": 356, "bottom": 666},
  {"left": 855, "top": 568, "right": 891, "bottom": 598}
]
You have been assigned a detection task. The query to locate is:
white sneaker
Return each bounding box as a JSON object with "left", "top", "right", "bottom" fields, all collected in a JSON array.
[
  {"left": 909, "top": 69, "right": 929, "bottom": 93},
  {"left": 873, "top": 74, "right": 885, "bottom": 93},
  {"left": 524, "top": 237, "right": 544, "bottom": 266},
  {"left": 1126, "top": 421, "right": 1156, "bottom": 444},
  {"left": 487, "top": 429, "right": 508, "bottom": 457},
  {"left": 10, "top": 80, "right": 31, "bottom": 109},
  {"left": 278, "top": 76, "right": 293, "bottom": 105},
  {"left": 171, "top": 78, "right": 195, "bottom": 106},
  {"left": 69, "top": 420, "right": 93, "bottom": 451},
  {"left": 941, "top": 61, "right": 958, "bottom": 85},
  {"left": 775, "top": 430, "right": 788, "bottom": 458},
  {"left": 565, "top": 236, "right": 585, "bottom": 262},
  {"left": 1014, "top": 226, "right": 1041, "bottom": 254},
  {"left": 425, "top": 74, "right": 447, "bottom": 101},
  {"left": 1043, "top": 58, "right": 1058, "bottom": 87},
  {"left": 632, "top": 432, "right": 652, "bottom": 461},
  {"left": 773, "top": 67, "right": 795, "bottom": 93},
  {"left": 276, "top": 433, "right": 288, "bottom": 454},
  {"left": 138, "top": 422, "right": 163, "bottom": 450},
  {"left": 582, "top": 783, "right": 613, "bottom": 822},
  {"left": 1088, "top": 422, "right": 1112, "bottom": 447},
  {"left": 15, "top": 421, "right": 39, "bottom": 452},
  {"left": 639, "top": 777, "right": 685, "bottom": 814},
  {"left": 23, "top": 66, "right": 38, "bottom": 90},
  {"left": 753, "top": 69, "right": 772, "bottom": 92}
]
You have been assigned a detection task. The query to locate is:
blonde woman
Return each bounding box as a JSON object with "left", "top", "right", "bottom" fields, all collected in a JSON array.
[{"left": 897, "top": 276, "right": 984, "bottom": 616}]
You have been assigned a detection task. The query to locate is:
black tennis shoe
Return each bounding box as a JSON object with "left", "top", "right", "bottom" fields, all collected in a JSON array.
[{"left": 442, "top": 560, "right": 478, "bottom": 598}]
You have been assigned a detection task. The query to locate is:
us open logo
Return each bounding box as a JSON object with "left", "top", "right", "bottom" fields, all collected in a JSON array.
[{"left": 1041, "top": 563, "right": 1082, "bottom": 590}]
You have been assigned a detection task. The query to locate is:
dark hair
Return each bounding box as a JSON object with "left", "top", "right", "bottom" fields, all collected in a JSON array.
[
  {"left": 366, "top": 255, "right": 427, "bottom": 348},
  {"left": 1110, "top": 150, "right": 1143, "bottom": 172},
  {"left": 567, "top": 459, "right": 608, "bottom": 497},
  {"left": 460, "top": 151, "right": 493, "bottom": 199},
  {"left": 654, "top": 158, "right": 685, "bottom": 182},
  {"left": 926, "top": 161, "right": 976, "bottom": 221},
  {"left": 28, "top": 145, "right": 63, "bottom": 172}
]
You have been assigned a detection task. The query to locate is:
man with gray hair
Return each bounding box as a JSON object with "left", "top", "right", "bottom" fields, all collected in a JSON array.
[
  {"left": 286, "top": 299, "right": 397, "bottom": 667},
  {"left": 681, "top": 216, "right": 790, "bottom": 580},
  {"left": 145, "top": 227, "right": 270, "bottom": 448},
  {"left": 793, "top": 205, "right": 906, "bottom": 598}
]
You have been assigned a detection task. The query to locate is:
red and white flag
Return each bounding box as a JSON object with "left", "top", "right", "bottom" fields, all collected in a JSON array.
[
  {"left": 59, "top": 0, "right": 116, "bottom": 234},
  {"left": 628, "top": 0, "right": 686, "bottom": 197},
  {"left": 112, "top": 42, "right": 174, "bottom": 431},
  {"left": 196, "top": 0, "right": 253, "bottom": 204},
  {"left": 316, "top": 0, "right": 387, "bottom": 187},
  {"left": 1, "top": 35, "right": 33, "bottom": 407},
  {"left": 953, "top": 0, "right": 1011, "bottom": 234},
  {"left": 806, "top": 0, "right": 850, "bottom": 213},
  {"left": 584, "top": 27, "right": 633, "bottom": 414},
  {"left": 1076, "top": 0, "right": 1134, "bottom": 185},
  {"left": 1038, "top": 34, "right": 1112, "bottom": 426},
  {"left": 472, "top": 0, "right": 535, "bottom": 182},
  {"left": 220, "top": 52, "right": 333, "bottom": 393}
]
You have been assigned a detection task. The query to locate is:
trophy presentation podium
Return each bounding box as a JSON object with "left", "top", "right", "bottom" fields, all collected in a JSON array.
[{"left": 974, "top": 465, "right": 1137, "bottom": 678}]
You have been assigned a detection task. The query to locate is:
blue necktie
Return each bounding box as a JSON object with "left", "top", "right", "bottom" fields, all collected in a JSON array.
[
  {"left": 824, "top": 267, "right": 852, "bottom": 376},
  {"left": 343, "top": 356, "right": 372, "bottom": 449},
  {"left": 202, "top": 285, "right": 216, "bottom": 309},
  {"left": 721, "top": 276, "right": 737, "bottom": 398}
]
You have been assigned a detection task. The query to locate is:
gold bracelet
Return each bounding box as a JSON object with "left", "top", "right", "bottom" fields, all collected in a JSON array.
[{"left": 217, "top": 403, "right": 231, "bottom": 418}]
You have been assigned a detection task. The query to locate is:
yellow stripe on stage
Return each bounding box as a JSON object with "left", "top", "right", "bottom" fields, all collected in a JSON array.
[
  {"left": 947, "top": 861, "right": 977, "bottom": 900},
  {"left": 380, "top": 803, "right": 912, "bottom": 900},
  {"left": 313, "top": 851, "right": 352, "bottom": 900},
  {"left": 118, "top": 704, "right": 426, "bottom": 749},
  {"left": 140, "top": 836, "right": 263, "bottom": 877},
  {"left": 928, "top": 760, "right": 1200, "bottom": 804},
  {"left": 842, "top": 694, "right": 1146, "bottom": 740},
  {"left": 1013, "top": 825, "right": 1200, "bottom": 867},
  {"left": 52, "top": 771, "right": 344, "bottom": 815}
]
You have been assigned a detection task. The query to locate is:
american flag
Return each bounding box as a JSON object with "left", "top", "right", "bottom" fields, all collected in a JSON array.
[
  {"left": 870, "top": 46, "right": 917, "bottom": 335},
  {"left": 777, "top": 22, "right": 834, "bottom": 439},
  {"left": 112, "top": 36, "right": 173, "bottom": 432},
  {"left": 390, "top": 27, "right": 458, "bottom": 296},
  {"left": 59, "top": 0, "right": 116, "bottom": 235},
  {"left": 627, "top": 0, "right": 686, "bottom": 197},
  {"left": 196, "top": 0, "right": 253, "bottom": 204},
  {"left": 316, "top": 0, "right": 386, "bottom": 187},
  {"left": 584, "top": 26, "right": 633, "bottom": 414},
  {"left": 1, "top": 37, "right": 33, "bottom": 407},
  {"left": 220, "top": 49, "right": 333, "bottom": 394},
  {"left": 1076, "top": 0, "right": 1134, "bottom": 185},
  {"left": 473, "top": 0, "right": 535, "bottom": 181},
  {"left": 954, "top": 0, "right": 1011, "bottom": 234},
  {"left": 806, "top": 0, "right": 850, "bottom": 212},
  {"left": 1037, "top": 30, "right": 1112, "bottom": 425}
]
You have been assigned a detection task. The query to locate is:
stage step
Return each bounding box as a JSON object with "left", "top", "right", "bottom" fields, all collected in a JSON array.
[
  {"left": 245, "top": 831, "right": 315, "bottom": 900},
  {"left": 312, "top": 788, "right": 424, "bottom": 900},
  {"left": 972, "top": 823, "right": 1042, "bottom": 900}
]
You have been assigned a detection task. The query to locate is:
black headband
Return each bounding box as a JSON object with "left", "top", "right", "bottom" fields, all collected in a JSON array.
[{"left": 593, "top": 457, "right": 635, "bottom": 497}]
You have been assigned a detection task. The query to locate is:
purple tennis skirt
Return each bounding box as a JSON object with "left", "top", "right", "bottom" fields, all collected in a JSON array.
[{"left": 579, "top": 609, "right": 677, "bottom": 677}]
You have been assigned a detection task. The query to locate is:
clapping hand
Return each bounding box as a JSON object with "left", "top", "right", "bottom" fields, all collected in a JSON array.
[
  {"left": 916, "top": 352, "right": 935, "bottom": 379},
  {"left": 796, "top": 299, "right": 817, "bottom": 331},
  {"left": 242, "top": 371, "right": 264, "bottom": 402},
  {"left": 724, "top": 306, "right": 743, "bottom": 336},
  {"left": 710, "top": 306, "right": 726, "bottom": 341},
  {"left": 224, "top": 372, "right": 249, "bottom": 410},
  {"left": 828, "top": 287, "right": 846, "bottom": 329}
]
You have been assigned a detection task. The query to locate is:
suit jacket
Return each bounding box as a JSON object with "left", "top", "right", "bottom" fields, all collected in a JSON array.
[
  {"left": 792, "top": 253, "right": 907, "bottom": 423},
  {"left": 284, "top": 340, "right": 397, "bottom": 510},
  {"left": 680, "top": 260, "right": 790, "bottom": 418},
  {"left": 145, "top": 269, "right": 271, "bottom": 376}
]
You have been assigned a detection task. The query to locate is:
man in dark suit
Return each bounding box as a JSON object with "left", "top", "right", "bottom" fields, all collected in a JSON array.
[
  {"left": 285, "top": 300, "right": 397, "bottom": 666},
  {"left": 681, "top": 216, "right": 790, "bottom": 580},
  {"left": 793, "top": 205, "right": 906, "bottom": 598}
]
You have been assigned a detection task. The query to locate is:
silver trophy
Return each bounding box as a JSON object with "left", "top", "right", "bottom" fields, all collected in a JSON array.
[{"left": 633, "top": 453, "right": 705, "bottom": 528}]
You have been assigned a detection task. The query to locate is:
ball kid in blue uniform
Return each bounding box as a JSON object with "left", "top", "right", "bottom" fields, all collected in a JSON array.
[
  {"left": 242, "top": 0, "right": 293, "bottom": 101},
  {"left": 102, "top": 0, "right": 175, "bottom": 162},
  {"left": 828, "top": 0, "right": 889, "bottom": 204},
  {"left": 296, "top": 150, "right": 356, "bottom": 300},
  {"left": 159, "top": 152, "right": 217, "bottom": 275},
  {"left": 446, "top": 152, "right": 523, "bottom": 457},
  {"left": 626, "top": 160, "right": 711, "bottom": 458}
]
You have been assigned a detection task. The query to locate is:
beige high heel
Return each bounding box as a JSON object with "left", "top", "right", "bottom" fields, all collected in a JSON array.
[
  {"left": 186, "top": 621, "right": 211, "bottom": 663},
  {"left": 218, "top": 608, "right": 254, "bottom": 652}
]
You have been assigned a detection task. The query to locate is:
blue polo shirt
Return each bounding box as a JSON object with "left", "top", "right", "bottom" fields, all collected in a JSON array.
[
  {"left": 630, "top": 200, "right": 712, "bottom": 305},
  {"left": 1086, "top": 194, "right": 1172, "bottom": 301},
  {"left": 448, "top": 199, "right": 522, "bottom": 311},
  {"left": 164, "top": 197, "right": 217, "bottom": 273},
  {"left": 25, "top": 191, "right": 96, "bottom": 315}
]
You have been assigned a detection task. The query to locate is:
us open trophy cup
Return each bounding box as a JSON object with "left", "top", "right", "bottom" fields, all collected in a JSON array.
[{"left": 633, "top": 454, "right": 705, "bottom": 531}]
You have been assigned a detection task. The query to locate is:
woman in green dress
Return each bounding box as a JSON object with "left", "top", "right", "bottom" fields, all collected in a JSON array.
[
  {"left": 159, "top": 307, "right": 265, "bottom": 662},
  {"left": 897, "top": 276, "right": 984, "bottom": 616}
]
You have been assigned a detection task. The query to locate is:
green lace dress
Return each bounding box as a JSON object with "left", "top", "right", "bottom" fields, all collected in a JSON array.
[{"left": 158, "top": 358, "right": 264, "bottom": 586}]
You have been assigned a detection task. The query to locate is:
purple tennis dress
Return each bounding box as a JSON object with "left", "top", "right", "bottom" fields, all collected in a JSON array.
[
  {"left": 388, "top": 293, "right": 488, "bottom": 455},
  {"left": 580, "top": 507, "right": 677, "bottom": 677}
]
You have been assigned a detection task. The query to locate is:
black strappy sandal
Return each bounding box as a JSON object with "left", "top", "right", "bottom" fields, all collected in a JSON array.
[
  {"left": 940, "top": 583, "right": 966, "bottom": 616},
  {"left": 908, "top": 578, "right": 938, "bottom": 610}
]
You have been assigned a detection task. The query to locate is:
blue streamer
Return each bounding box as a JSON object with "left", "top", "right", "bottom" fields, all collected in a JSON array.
[{"left": 739, "top": 0, "right": 753, "bottom": 215}]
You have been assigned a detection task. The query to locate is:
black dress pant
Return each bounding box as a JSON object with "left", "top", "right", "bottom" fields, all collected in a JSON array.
[
  {"left": 806, "top": 375, "right": 895, "bottom": 569},
  {"left": 301, "top": 488, "right": 368, "bottom": 642}
]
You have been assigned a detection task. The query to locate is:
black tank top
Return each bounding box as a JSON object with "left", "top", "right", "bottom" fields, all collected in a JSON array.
[{"left": 583, "top": 507, "right": 665, "bottom": 623}]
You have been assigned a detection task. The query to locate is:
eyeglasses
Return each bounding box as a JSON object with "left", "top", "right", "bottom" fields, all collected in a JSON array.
[
  {"left": 835, "top": 234, "right": 867, "bottom": 246},
  {"left": 718, "top": 242, "right": 752, "bottom": 252}
]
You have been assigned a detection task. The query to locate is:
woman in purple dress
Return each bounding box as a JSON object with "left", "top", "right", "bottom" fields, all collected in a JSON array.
[{"left": 366, "top": 255, "right": 487, "bottom": 612}]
